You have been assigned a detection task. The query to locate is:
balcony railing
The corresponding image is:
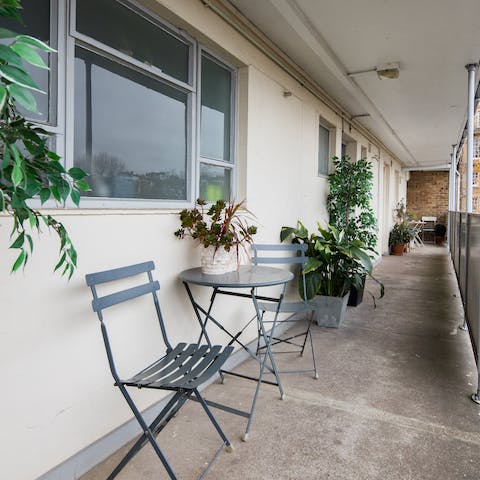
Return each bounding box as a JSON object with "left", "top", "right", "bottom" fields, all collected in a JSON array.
[{"left": 449, "top": 211, "right": 480, "bottom": 403}]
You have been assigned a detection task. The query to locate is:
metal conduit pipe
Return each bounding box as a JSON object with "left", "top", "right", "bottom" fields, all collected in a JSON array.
[{"left": 200, "top": 0, "right": 401, "bottom": 163}]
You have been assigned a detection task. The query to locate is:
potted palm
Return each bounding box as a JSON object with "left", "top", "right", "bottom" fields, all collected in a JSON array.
[
  {"left": 174, "top": 198, "right": 257, "bottom": 274},
  {"left": 327, "top": 156, "right": 378, "bottom": 306},
  {"left": 280, "top": 222, "right": 384, "bottom": 327}
]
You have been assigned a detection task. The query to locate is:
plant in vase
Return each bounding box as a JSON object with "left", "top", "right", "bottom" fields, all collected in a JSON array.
[
  {"left": 389, "top": 200, "right": 413, "bottom": 255},
  {"left": 174, "top": 198, "right": 257, "bottom": 274},
  {"left": 327, "top": 155, "right": 379, "bottom": 305},
  {"left": 280, "top": 222, "right": 384, "bottom": 326}
]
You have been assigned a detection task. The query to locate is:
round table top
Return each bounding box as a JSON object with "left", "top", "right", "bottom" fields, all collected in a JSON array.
[{"left": 179, "top": 265, "right": 294, "bottom": 288}]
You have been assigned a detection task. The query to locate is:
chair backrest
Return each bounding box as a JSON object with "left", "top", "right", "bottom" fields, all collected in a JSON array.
[
  {"left": 251, "top": 244, "right": 308, "bottom": 301},
  {"left": 421, "top": 216, "right": 437, "bottom": 230},
  {"left": 85, "top": 261, "right": 172, "bottom": 380}
]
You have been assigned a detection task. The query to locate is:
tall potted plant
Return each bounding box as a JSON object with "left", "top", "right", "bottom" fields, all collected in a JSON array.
[
  {"left": 0, "top": 0, "right": 89, "bottom": 277},
  {"left": 327, "top": 156, "right": 378, "bottom": 305},
  {"left": 174, "top": 198, "right": 257, "bottom": 274},
  {"left": 281, "top": 222, "right": 384, "bottom": 327}
]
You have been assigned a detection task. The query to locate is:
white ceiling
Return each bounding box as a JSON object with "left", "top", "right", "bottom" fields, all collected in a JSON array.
[{"left": 229, "top": 0, "right": 480, "bottom": 167}]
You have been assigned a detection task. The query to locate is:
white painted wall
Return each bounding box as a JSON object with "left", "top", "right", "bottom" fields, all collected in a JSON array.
[{"left": 0, "top": 1, "right": 407, "bottom": 478}]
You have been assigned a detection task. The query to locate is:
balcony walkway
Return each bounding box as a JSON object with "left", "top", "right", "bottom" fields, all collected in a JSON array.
[{"left": 80, "top": 245, "right": 480, "bottom": 480}]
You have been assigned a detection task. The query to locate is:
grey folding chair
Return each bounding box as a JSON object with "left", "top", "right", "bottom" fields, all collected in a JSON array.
[
  {"left": 251, "top": 244, "right": 318, "bottom": 379},
  {"left": 85, "top": 261, "right": 234, "bottom": 480}
]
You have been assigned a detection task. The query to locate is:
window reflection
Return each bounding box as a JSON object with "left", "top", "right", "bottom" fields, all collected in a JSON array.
[
  {"left": 199, "top": 163, "right": 231, "bottom": 202},
  {"left": 74, "top": 47, "right": 188, "bottom": 200},
  {"left": 76, "top": 0, "right": 190, "bottom": 83},
  {"left": 200, "top": 55, "right": 231, "bottom": 162}
]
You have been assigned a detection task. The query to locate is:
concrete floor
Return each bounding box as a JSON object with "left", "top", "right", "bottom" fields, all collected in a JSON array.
[{"left": 80, "top": 245, "right": 480, "bottom": 480}]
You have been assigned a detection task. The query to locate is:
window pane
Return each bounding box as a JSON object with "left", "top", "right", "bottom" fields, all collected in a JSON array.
[
  {"left": 318, "top": 124, "right": 330, "bottom": 176},
  {"left": 199, "top": 164, "right": 231, "bottom": 202},
  {"left": 74, "top": 47, "right": 188, "bottom": 200},
  {"left": 0, "top": 0, "right": 51, "bottom": 122},
  {"left": 200, "top": 55, "right": 232, "bottom": 162},
  {"left": 76, "top": 0, "right": 190, "bottom": 83}
]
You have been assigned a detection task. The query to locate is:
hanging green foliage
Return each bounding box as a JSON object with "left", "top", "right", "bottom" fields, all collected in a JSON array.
[
  {"left": 0, "top": 0, "right": 89, "bottom": 277},
  {"left": 327, "top": 156, "right": 378, "bottom": 251}
]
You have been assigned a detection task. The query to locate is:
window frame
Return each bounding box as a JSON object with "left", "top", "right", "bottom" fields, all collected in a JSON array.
[
  {"left": 196, "top": 47, "right": 237, "bottom": 202},
  {"left": 60, "top": 0, "right": 238, "bottom": 209},
  {"left": 318, "top": 119, "right": 332, "bottom": 177}
]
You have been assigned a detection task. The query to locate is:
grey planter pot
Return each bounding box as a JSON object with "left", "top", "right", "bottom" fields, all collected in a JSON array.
[{"left": 313, "top": 293, "right": 350, "bottom": 328}]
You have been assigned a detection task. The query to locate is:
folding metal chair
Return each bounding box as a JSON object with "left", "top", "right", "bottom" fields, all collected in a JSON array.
[
  {"left": 251, "top": 244, "right": 318, "bottom": 379},
  {"left": 85, "top": 261, "right": 234, "bottom": 480}
]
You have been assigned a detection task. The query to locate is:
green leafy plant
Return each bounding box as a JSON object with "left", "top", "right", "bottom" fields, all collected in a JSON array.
[
  {"left": 0, "top": 0, "right": 89, "bottom": 277},
  {"left": 174, "top": 198, "right": 257, "bottom": 257},
  {"left": 327, "top": 156, "right": 378, "bottom": 251},
  {"left": 388, "top": 222, "right": 412, "bottom": 246},
  {"left": 280, "top": 221, "right": 384, "bottom": 303}
]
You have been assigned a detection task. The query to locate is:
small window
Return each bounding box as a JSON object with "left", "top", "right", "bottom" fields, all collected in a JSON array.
[
  {"left": 199, "top": 53, "right": 235, "bottom": 202},
  {"left": 474, "top": 137, "right": 480, "bottom": 158},
  {"left": 318, "top": 123, "right": 330, "bottom": 176}
]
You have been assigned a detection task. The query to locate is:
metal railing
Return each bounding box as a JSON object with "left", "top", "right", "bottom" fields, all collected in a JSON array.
[{"left": 449, "top": 211, "right": 480, "bottom": 404}]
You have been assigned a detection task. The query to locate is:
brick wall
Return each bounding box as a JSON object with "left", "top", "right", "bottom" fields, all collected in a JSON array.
[{"left": 406, "top": 171, "right": 449, "bottom": 224}]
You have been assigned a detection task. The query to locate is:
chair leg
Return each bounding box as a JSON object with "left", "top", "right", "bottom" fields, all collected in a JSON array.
[
  {"left": 109, "top": 387, "right": 189, "bottom": 480},
  {"left": 193, "top": 388, "right": 232, "bottom": 449},
  {"left": 308, "top": 316, "right": 319, "bottom": 379}
]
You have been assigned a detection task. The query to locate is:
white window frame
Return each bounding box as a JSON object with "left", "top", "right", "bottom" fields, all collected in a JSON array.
[
  {"left": 318, "top": 119, "right": 332, "bottom": 177},
  {"left": 196, "top": 47, "right": 237, "bottom": 202},
  {"left": 29, "top": 0, "right": 237, "bottom": 209}
]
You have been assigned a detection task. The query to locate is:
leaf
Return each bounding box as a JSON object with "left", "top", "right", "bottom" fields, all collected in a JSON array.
[
  {"left": 11, "top": 41, "right": 48, "bottom": 69},
  {"left": 11, "top": 159, "right": 23, "bottom": 187},
  {"left": 10, "top": 232, "right": 24, "bottom": 249},
  {"left": 0, "top": 28, "right": 17, "bottom": 39},
  {"left": 67, "top": 167, "right": 87, "bottom": 180},
  {"left": 54, "top": 252, "right": 66, "bottom": 272},
  {"left": 7, "top": 83, "right": 37, "bottom": 111},
  {"left": 0, "top": 65, "right": 43, "bottom": 92},
  {"left": 39, "top": 187, "right": 50, "bottom": 204},
  {"left": 0, "top": 188, "right": 4, "bottom": 211},
  {"left": 0, "top": 84, "right": 7, "bottom": 112},
  {"left": 11, "top": 249, "right": 26, "bottom": 273},
  {"left": 26, "top": 234, "right": 33, "bottom": 252},
  {"left": 0, "top": 43, "right": 22, "bottom": 66},
  {"left": 2, "top": 144, "right": 11, "bottom": 169},
  {"left": 75, "top": 179, "right": 91, "bottom": 191},
  {"left": 70, "top": 188, "right": 80, "bottom": 206},
  {"left": 15, "top": 35, "right": 56, "bottom": 52}
]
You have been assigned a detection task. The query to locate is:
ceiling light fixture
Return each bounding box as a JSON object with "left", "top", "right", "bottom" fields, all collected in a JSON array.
[{"left": 347, "top": 63, "right": 400, "bottom": 80}]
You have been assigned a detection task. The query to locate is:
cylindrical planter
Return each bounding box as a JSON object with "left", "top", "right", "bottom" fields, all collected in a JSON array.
[
  {"left": 312, "top": 293, "right": 350, "bottom": 328},
  {"left": 200, "top": 245, "right": 238, "bottom": 274},
  {"left": 348, "top": 276, "right": 366, "bottom": 307},
  {"left": 390, "top": 244, "right": 405, "bottom": 256}
]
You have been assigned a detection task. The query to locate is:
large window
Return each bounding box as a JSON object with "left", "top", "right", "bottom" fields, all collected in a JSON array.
[
  {"left": 4, "top": 0, "right": 237, "bottom": 206},
  {"left": 318, "top": 122, "right": 330, "bottom": 176}
]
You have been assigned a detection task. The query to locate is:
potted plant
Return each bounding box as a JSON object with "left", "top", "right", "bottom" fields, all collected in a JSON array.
[
  {"left": 327, "top": 156, "right": 378, "bottom": 306},
  {"left": 434, "top": 223, "right": 447, "bottom": 245},
  {"left": 280, "top": 222, "right": 384, "bottom": 327},
  {"left": 174, "top": 198, "right": 257, "bottom": 274},
  {"left": 388, "top": 223, "right": 412, "bottom": 255}
]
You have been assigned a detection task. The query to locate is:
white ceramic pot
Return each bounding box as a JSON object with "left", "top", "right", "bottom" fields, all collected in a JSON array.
[{"left": 200, "top": 245, "right": 238, "bottom": 274}]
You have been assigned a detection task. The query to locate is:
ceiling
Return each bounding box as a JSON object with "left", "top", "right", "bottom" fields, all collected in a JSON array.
[{"left": 229, "top": 0, "right": 480, "bottom": 167}]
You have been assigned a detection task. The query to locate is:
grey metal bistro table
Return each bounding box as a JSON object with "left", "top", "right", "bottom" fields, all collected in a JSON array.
[{"left": 179, "top": 265, "right": 294, "bottom": 441}]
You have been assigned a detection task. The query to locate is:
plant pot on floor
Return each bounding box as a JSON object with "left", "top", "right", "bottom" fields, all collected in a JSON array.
[
  {"left": 348, "top": 276, "right": 366, "bottom": 306},
  {"left": 312, "top": 293, "right": 349, "bottom": 328},
  {"left": 390, "top": 244, "right": 405, "bottom": 256},
  {"left": 200, "top": 245, "right": 237, "bottom": 274}
]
